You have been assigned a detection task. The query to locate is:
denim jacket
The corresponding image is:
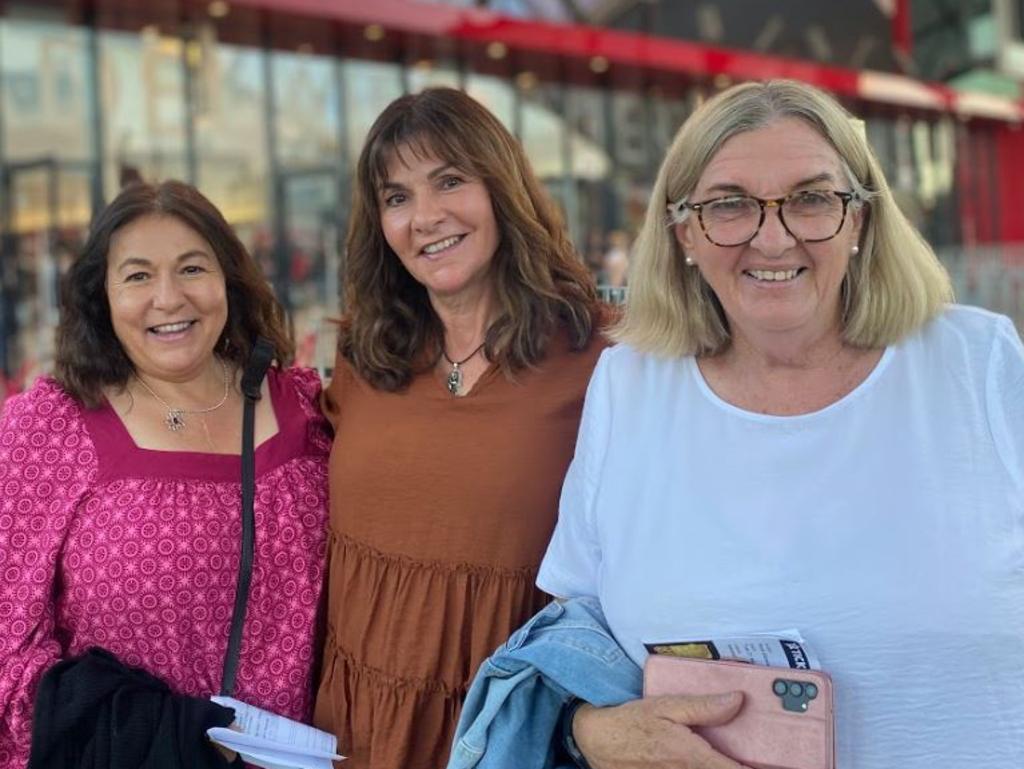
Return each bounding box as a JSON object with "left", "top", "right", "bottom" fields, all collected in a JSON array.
[{"left": 447, "top": 596, "right": 643, "bottom": 769}]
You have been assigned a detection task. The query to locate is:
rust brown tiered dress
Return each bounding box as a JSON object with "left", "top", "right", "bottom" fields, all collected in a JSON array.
[{"left": 313, "top": 328, "right": 607, "bottom": 769}]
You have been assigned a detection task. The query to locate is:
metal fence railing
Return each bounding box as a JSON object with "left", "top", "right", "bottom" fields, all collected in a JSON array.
[{"left": 939, "top": 244, "right": 1024, "bottom": 333}]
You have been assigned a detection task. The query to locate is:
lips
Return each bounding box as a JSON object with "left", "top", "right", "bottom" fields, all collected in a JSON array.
[
  {"left": 420, "top": 234, "right": 465, "bottom": 256},
  {"left": 743, "top": 267, "right": 807, "bottom": 282},
  {"left": 148, "top": 320, "right": 195, "bottom": 335}
]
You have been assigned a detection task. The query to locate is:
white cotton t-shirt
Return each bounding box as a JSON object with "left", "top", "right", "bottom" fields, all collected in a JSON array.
[{"left": 538, "top": 305, "right": 1024, "bottom": 769}]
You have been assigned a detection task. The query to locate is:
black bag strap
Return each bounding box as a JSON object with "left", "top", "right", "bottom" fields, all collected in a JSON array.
[{"left": 220, "top": 337, "right": 275, "bottom": 697}]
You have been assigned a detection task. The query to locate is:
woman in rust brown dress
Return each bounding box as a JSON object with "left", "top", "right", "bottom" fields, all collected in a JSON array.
[{"left": 312, "top": 88, "right": 609, "bottom": 769}]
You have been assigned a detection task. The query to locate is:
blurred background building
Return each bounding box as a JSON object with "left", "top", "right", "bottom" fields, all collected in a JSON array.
[{"left": 1, "top": 0, "right": 1023, "bottom": 393}]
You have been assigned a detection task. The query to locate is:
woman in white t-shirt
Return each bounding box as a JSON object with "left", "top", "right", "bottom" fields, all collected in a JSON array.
[{"left": 539, "top": 80, "right": 1024, "bottom": 769}]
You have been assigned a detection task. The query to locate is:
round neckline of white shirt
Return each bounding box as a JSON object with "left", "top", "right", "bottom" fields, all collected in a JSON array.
[{"left": 684, "top": 344, "right": 895, "bottom": 423}]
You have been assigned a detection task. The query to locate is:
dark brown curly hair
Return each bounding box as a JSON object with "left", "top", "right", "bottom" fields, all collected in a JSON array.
[
  {"left": 341, "top": 87, "right": 600, "bottom": 391},
  {"left": 55, "top": 180, "right": 293, "bottom": 407}
]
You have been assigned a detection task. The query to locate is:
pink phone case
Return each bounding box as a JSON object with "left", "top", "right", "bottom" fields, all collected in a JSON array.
[{"left": 643, "top": 655, "right": 834, "bottom": 769}]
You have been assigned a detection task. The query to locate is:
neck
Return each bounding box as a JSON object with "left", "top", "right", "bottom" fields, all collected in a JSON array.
[
  {"left": 135, "top": 357, "right": 230, "bottom": 407},
  {"left": 430, "top": 285, "right": 496, "bottom": 359},
  {"left": 724, "top": 317, "right": 848, "bottom": 373}
]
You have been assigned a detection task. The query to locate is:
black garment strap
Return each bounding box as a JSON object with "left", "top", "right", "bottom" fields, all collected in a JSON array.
[{"left": 220, "top": 337, "right": 275, "bottom": 697}]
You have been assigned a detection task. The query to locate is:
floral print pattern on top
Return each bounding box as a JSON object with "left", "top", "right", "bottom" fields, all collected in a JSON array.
[{"left": 0, "top": 367, "right": 330, "bottom": 769}]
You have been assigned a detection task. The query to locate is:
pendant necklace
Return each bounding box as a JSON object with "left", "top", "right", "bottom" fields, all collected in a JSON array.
[
  {"left": 442, "top": 342, "right": 486, "bottom": 396},
  {"left": 134, "top": 359, "right": 231, "bottom": 432}
]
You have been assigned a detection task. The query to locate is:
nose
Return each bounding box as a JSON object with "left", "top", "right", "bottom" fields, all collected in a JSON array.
[
  {"left": 748, "top": 202, "right": 797, "bottom": 256},
  {"left": 410, "top": 190, "right": 445, "bottom": 232},
  {"left": 152, "top": 272, "right": 186, "bottom": 311}
]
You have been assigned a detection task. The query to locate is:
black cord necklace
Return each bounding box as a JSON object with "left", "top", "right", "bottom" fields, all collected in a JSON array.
[{"left": 442, "top": 342, "right": 486, "bottom": 395}]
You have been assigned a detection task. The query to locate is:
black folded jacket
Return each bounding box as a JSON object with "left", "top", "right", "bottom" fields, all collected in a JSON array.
[{"left": 29, "top": 647, "right": 239, "bottom": 769}]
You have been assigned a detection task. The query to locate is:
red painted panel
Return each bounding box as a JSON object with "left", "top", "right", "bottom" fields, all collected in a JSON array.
[
  {"left": 997, "top": 126, "right": 1024, "bottom": 241},
  {"left": 220, "top": 0, "right": 900, "bottom": 103}
]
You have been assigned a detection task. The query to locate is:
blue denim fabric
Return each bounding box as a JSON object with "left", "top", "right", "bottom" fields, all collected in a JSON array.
[{"left": 447, "top": 596, "right": 642, "bottom": 769}]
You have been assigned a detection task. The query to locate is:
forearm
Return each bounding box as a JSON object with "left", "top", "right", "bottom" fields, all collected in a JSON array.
[{"left": 0, "top": 645, "right": 62, "bottom": 769}]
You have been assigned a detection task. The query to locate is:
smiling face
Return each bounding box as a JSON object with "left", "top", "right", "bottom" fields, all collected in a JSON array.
[
  {"left": 676, "top": 117, "right": 863, "bottom": 346},
  {"left": 106, "top": 213, "right": 228, "bottom": 384},
  {"left": 378, "top": 143, "right": 500, "bottom": 304}
]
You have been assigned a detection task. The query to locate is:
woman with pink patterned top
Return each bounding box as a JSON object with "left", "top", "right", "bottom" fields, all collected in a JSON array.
[{"left": 0, "top": 181, "right": 331, "bottom": 767}]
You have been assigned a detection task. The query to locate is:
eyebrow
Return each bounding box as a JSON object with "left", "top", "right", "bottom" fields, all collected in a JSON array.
[
  {"left": 379, "top": 163, "right": 458, "bottom": 192},
  {"left": 114, "top": 250, "right": 212, "bottom": 272},
  {"left": 702, "top": 172, "right": 838, "bottom": 197}
]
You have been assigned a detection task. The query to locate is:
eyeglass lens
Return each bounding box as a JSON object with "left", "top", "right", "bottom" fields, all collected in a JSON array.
[{"left": 701, "top": 192, "right": 848, "bottom": 246}]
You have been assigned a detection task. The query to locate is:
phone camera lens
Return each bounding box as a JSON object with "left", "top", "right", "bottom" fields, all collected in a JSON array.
[
  {"left": 788, "top": 682, "right": 804, "bottom": 697},
  {"left": 805, "top": 683, "right": 818, "bottom": 699},
  {"left": 773, "top": 679, "right": 788, "bottom": 696}
]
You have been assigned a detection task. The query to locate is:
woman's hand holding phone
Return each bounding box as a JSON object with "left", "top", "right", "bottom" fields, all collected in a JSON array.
[{"left": 572, "top": 692, "right": 752, "bottom": 769}]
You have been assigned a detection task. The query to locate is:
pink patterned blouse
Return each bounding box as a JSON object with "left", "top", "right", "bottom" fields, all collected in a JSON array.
[{"left": 0, "top": 367, "right": 331, "bottom": 768}]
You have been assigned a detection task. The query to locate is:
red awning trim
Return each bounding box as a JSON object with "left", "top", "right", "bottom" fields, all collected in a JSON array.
[{"left": 224, "top": 0, "right": 1023, "bottom": 121}]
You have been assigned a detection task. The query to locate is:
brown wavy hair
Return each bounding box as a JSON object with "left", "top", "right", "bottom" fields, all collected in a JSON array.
[
  {"left": 55, "top": 180, "right": 294, "bottom": 407},
  {"left": 341, "top": 87, "right": 599, "bottom": 391}
]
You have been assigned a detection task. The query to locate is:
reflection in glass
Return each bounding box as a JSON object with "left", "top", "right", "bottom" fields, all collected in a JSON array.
[
  {"left": 99, "top": 29, "right": 188, "bottom": 198},
  {"left": 272, "top": 51, "right": 341, "bottom": 167},
  {"left": 192, "top": 35, "right": 269, "bottom": 227},
  {"left": 279, "top": 172, "right": 342, "bottom": 372},
  {"left": 407, "top": 61, "right": 459, "bottom": 93},
  {"left": 343, "top": 60, "right": 403, "bottom": 161},
  {"left": 466, "top": 73, "right": 515, "bottom": 129},
  {"left": 0, "top": 19, "right": 94, "bottom": 162}
]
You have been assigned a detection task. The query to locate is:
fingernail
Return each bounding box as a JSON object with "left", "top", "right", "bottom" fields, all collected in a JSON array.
[{"left": 711, "top": 691, "right": 741, "bottom": 705}]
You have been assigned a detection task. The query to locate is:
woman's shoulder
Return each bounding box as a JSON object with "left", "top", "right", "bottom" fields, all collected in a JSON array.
[
  {"left": 273, "top": 365, "right": 324, "bottom": 402},
  {"left": 929, "top": 304, "right": 1015, "bottom": 337},
  {"left": 0, "top": 377, "right": 98, "bottom": 479},
  {"left": 908, "top": 304, "right": 1019, "bottom": 363},
  {"left": 1, "top": 376, "right": 85, "bottom": 428},
  {"left": 270, "top": 365, "right": 332, "bottom": 454},
  {"left": 271, "top": 365, "right": 329, "bottom": 424},
  {"left": 594, "top": 342, "right": 690, "bottom": 379}
]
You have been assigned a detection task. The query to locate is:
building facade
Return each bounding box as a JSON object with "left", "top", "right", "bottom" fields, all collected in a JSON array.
[{"left": 2, "top": 0, "right": 1023, "bottom": 390}]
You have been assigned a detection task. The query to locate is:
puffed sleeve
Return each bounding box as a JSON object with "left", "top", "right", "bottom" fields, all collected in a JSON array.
[
  {"left": 281, "top": 365, "right": 333, "bottom": 455},
  {"left": 986, "top": 317, "right": 1024, "bottom": 489},
  {"left": 0, "top": 380, "right": 96, "bottom": 769},
  {"left": 536, "top": 349, "right": 613, "bottom": 599}
]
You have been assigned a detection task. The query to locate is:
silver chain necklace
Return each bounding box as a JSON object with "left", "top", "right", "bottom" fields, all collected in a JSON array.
[
  {"left": 134, "top": 359, "right": 231, "bottom": 432},
  {"left": 442, "top": 342, "right": 486, "bottom": 396}
]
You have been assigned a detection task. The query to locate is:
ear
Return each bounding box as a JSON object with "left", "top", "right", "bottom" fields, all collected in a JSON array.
[
  {"left": 849, "top": 204, "right": 866, "bottom": 246},
  {"left": 674, "top": 220, "right": 698, "bottom": 254}
]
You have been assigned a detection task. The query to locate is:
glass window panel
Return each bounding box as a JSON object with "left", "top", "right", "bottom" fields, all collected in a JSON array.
[
  {"left": 520, "top": 82, "right": 566, "bottom": 180},
  {"left": 465, "top": 73, "right": 515, "bottom": 129},
  {"left": 344, "top": 59, "right": 403, "bottom": 160},
  {"left": 272, "top": 51, "right": 341, "bottom": 167},
  {"left": 6, "top": 168, "right": 57, "bottom": 381},
  {"left": 190, "top": 33, "right": 269, "bottom": 225},
  {"left": 279, "top": 172, "right": 341, "bottom": 372},
  {"left": 565, "top": 85, "right": 613, "bottom": 274},
  {"left": 609, "top": 89, "right": 650, "bottom": 174},
  {"left": 99, "top": 29, "right": 188, "bottom": 198},
  {"left": 650, "top": 92, "right": 690, "bottom": 161},
  {"left": 0, "top": 19, "right": 94, "bottom": 161},
  {"left": 607, "top": 89, "right": 653, "bottom": 266},
  {"left": 407, "top": 62, "right": 459, "bottom": 93}
]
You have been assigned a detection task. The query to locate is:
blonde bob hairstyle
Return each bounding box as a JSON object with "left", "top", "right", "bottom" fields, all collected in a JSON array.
[{"left": 613, "top": 79, "right": 953, "bottom": 357}]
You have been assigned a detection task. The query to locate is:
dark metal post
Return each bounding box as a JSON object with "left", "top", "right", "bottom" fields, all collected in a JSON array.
[
  {"left": 84, "top": 7, "right": 106, "bottom": 217},
  {"left": 0, "top": 18, "right": 11, "bottom": 380},
  {"left": 181, "top": 15, "right": 199, "bottom": 185},
  {"left": 262, "top": 29, "right": 290, "bottom": 316},
  {"left": 334, "top": 57, "right": 351, "bottom": 312}
]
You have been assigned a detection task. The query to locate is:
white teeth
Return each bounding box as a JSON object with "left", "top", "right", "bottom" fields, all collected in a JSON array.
[
  {"left": 748, "top": 269, "right": 801, "bottom": 282},
  {"left": 422, "top": 235, "right": 462, "bottom": 255},
  {"left": 151, "top": 321, "right": 191, "bottom": 333}
]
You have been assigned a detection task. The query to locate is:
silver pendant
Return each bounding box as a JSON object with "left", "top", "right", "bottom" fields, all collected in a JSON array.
[
  {"left": 165, "top": 408, "right": 186, "bottom": 431},
  {"left": 446, "top": 364, "right": 462, "bottom": 395}
]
